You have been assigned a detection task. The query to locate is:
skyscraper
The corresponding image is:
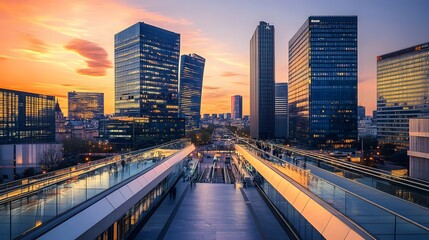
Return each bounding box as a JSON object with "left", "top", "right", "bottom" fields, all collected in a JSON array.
[
  {"left": 250, "top": 21, "right": 275, "bottom": 139},
  {"left": 114, "top": 22, "right": 180, "bottom": 118},
  {"left": 179, "top": 53, "right": 206, "bottom": 132},
  {"left": 231, "top": 95, "right": 243, "bottom": 119},
  {"left": 275, "top": 83, "right": 288, "bottom": 139},
  {"left": 377, "top": 42, "right": 429, "bottom": 149},
  {"left": 68, "top": 91, "right": 104, "bottom": 120},
  {"left": 358, "top": 106, "right": 366, "bottom": 120},
  {"left": 108, "top": 22, "right": 184, "bottom": 149},
  {"left": 289, "top": 16, "right": 358, "bottom": 149}
]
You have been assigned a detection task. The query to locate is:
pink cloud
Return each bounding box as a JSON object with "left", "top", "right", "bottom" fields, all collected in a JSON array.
[{"left": 64, "top": 39, "right": 112, "bottom": 76}]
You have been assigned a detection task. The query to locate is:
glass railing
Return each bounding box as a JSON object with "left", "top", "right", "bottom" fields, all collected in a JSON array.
[
  {"left": 238, "top": 142, "right": 429, "bottom": 240},
  {"left": 0, "top": 140, "right": 190, "bottom": 240},
  {"left": 238, "top": 138, "right": 429, "bottom": 209}
]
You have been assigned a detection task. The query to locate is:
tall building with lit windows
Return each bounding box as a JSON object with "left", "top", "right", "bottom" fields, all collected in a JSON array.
[
  {"left": 289, "top": 16, "right": 358, "bottom": 149},
  {"left": 377, "top": 42, "right": 429, "bottom": 150},
  {"left": 250, "top": 21, "right": 275, "bottom": 139},
  {"left": 179, "top": 53, "right": 205, "bottom": 132},
  {"left": 114, "top": 22, "right": 180, "bottom": 118},
  {"left": 231, "top": 95, "right": 243, "bottom": 119},
  {"left": 107, "top": 22, "right": 185, "bottom": 149},
  {"left": 0, "top": 88, "right": 55, "bottom": 144}
]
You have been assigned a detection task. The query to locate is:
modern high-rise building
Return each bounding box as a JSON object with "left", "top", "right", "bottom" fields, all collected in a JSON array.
[
  {"left": 289, "top": 16, "right": 358, "bottom": 149},
  {"left": 115, "top": 22, "right": 180, "bottom": 118},
  {"left": 68, "top": 91, "right": 104, "bottom": 120},
  {"left": 179, "top": 53, "right": 206, "bottom": 132},
  {"left": 111, "top": 22, "right": 184, "bottom": 148},
  {"left": 0, "top": 88, "right": 55, "bottom": 144},
  {"left": 358, "top": 106, "right": 366, "bottom": 120},
  {"left": 250, "top": 21, "right": 275, "bottom": 139},
  {"left": 275, "top": 83, "right": 288, "bottom": 139},
  {"left": 377, "top": 42, "right": 429, "bottom": 149},
  {"left": 231, "top": 95, "right": 243, "bottom": 119}
]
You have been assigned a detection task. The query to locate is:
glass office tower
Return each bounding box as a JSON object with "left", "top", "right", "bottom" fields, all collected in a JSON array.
[
  {"left": 68, "top": 91, "right": 104, "bottom": 120},
  {"left": 377, "top": 42, "right": 429, "bottom": 149},
  {"left": 289, "top": 16, "right": 358, "bottom": 149},
  {"left": 179, "top": 53, "right": 206, "bottom": 132},
  {"left": 231, "top": 95, "right": 243, "bottom": 119},
  {"left": 0, "top": 88, "right": 55, "bottom": 144},
  {"left": 275, "top": 83, "right": 288, "bottom": 139},
  {"left": 114, "top": 22, "right": 180, "bottom": 118},
  {"left": 250, "top": 21, "right": 275, "bottom": 139}
]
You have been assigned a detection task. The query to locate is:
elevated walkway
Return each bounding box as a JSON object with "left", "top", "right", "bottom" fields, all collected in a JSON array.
[
  {"left": 0, "top": 140, "right": 193, "bottom": 240},
  {"left": 236, "top": 143, "right": 429, "bottom": 239},
  {"left": 136, "top": 183, "right": 291, "bottom": 240}
]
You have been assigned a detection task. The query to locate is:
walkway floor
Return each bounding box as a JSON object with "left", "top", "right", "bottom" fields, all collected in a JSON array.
[{"left": 162, "top": 183, "right": 290, "bottom": 240}]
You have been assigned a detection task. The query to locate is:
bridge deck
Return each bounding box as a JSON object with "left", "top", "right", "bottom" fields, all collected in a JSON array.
[{"left": 137, "top": 183, "right": 291, "bottom": 240}]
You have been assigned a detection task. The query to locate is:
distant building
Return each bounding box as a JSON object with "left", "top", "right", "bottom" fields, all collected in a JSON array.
[
  {"left": 0, "top": 88, "right": 60, "bottom": 181},
  {"left": 219, "top": 113, "right": 224, "bottom": 119},
  {"left": 408, "top": 118, "right": 429, "bottom": 181},
  {"left": 250, "top": 21, "right": 275, "bottom": 139},
  {"left": 377, "top": 42, "right": 429, "bottom": 149},
  {"left": 289, "top": 16, "right": 358, "bottom": 149},
  {"left": 55, "top": 101, "right": 67, "bottom": 142},
  {"left": 212, "top": 114, "right": 217, "bottom": 119},
  {"left": 0, "top": 88, "right": 55, "bottom": 144},
  {"left": 358, "top": 106, "right": 366, "bottom": 120},
  {"left": 231, "top": 95, "right": 243, "bottom": 119},
  {"left": 98, "top": 117, "right": 184, "bottom": 151},
  {"left": 179, "top": 53, "right": 206, "bottom": 132},
  {"left": 68, "top": 91, "right": 104, "bottom": 120},
  {"left": 203, "top": 114, "right": 210, "bottom": 119},
  {"left": 275, "top": 83, "right": 288, "bottom": 139},
  {"left": 358, "top": 117, "right": 377, "bottom": 138},
  {"left": 225, "top": 113, "right": 231, "bottom": 119},
  {"left": 68, "top": 120, "right": 99, "bottom": 140}
]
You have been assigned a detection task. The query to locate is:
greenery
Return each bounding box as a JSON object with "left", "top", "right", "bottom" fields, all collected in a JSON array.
[
  {"left": 225, "top": 125, "right": 249, "bottom": 138},
  {"left": 187, "top": 125, "right": 215, "bottom": 146}
]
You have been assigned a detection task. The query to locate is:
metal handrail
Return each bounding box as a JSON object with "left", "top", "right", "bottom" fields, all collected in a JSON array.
[{"left": 239, "top": 142, "right": 429, "bottom": 235}]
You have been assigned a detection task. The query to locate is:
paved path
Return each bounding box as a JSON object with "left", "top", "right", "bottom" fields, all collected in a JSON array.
[{"left": 163, "top": 184, "right": 290, "bottom": 240}]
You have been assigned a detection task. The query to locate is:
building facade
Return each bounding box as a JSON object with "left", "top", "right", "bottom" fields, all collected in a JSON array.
[
  {"left": 114, "top": 22, "right": 180, "bottom": 118},
  {"left": 68, "top": 91, "right": 104, "bottom": 120},
  {"left": 408, "top": 118, "right": 429, "bottom": 181},
  {"left": 0, "top": 88, "right": 55, "bottom": 144},
  {"left": 231, "top": 95, "right": 243, "bottom": 119},
  {"left": 275, "top": 83, "right": 288, "bottom": 139},
  {"left": 377, "top": 42, "right": 429, "bottom": 149},
  {"left": 179, "top": 53, "right": 206, "bottom": 132},
  {"left": 250, "top": 21, "right": 275, "bottom": 139},
  {"left": 55, "top": 101, "right": 67, "bottom": 142},
  {"left": 0, "top": 89, "right": 59, "bottom": 181},
  {"left": 289, "top": 16, "right": 358, "bottom": 149}
]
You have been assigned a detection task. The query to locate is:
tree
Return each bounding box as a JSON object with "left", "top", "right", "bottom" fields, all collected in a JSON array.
[{"left": 39, "top": 146, "right": 62, "bottom": 172}]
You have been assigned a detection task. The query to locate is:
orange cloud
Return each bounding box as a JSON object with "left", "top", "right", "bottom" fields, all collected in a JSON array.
[
  {"left": 64, "top": 39, "right": 112, "bottom": 76},
  {"left": 23, "top": 34, "right": 48, "bottom": 53},
  {"left": 221, "top": 71, "right": 242, "bottom": 77}
]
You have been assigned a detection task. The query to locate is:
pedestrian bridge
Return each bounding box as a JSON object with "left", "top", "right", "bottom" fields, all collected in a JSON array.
[{"left": 1, "top": 139, "right": 429, "bottom": 240}]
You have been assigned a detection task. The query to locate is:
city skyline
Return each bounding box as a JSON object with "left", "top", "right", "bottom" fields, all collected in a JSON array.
[{"left": 1, "top": 1, "right": 429, "bottom": 116}]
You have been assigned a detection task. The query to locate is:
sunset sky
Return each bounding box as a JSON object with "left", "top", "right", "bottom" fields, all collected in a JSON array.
[{"left": 1, "top": 0, "right": 429, "bottom": 116}]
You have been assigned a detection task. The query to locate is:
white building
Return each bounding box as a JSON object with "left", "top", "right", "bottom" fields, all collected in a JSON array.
[{"left": 408, "top": 118, "right": 429, "bottom": 181}]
